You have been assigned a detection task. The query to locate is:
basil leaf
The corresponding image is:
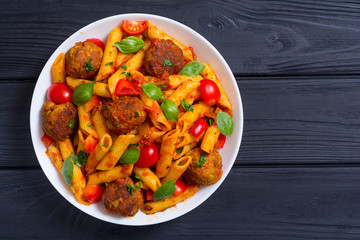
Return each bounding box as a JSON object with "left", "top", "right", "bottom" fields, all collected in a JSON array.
[
  {"left": 216, "top": 112, "right": 234, "bottom": 136},
  {"left": 196, "top": 153, "right": 206, "bottom": 167},
  {"left": 181, "top": 98, "right": 193, "bottom": 112},
  {"left": 153, "top": 180, "right": 175, "bottom": 201},
  {"left": 179, "top": 61, "right": 205, "bottom": 77},
  {"left": 159, "top": 84, "right": 168, "bottom": 89},
  {"left": 62, "top": 156, "right": 74, "bottom": 186},
  {"left": 160, "top": 100, "right": 178, "bottom": 121},
  {"left": 114, "top": 36, "right": 145, "bottom": 54},
  {"left": 142, "top": 83, "right": 164, "bottom": 100},
  {"left": 119, "top": 148, "right": 140, "bottom": 165},
  {"left": 72, "top": 81, "right": 95, "bottom": 106}
]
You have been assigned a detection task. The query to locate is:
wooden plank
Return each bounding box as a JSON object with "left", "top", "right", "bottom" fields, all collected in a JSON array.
[
  {"left": 2, "top": 167, "right": 360, "bottom": 239},
  {"left": 1, "top": 0, "right": 360, "bottom": 79},
  {"left": 3, "top": 75, "right": 360, "bottom": 167}
]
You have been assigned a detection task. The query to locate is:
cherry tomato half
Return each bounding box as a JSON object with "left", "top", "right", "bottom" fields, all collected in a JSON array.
[
  {"left": 190, "top": 118, "right": 209, "bottom": 138},
  {"left": 115, "top": 79, "right": 141, "bottom": 96},
  {"left": 135, "top": 144, "right": 160, "bottom": 168},
  {"left": 86, "top": 38, "right": 105, "bottom": 51},
  {"left": 122, "top": 20, "right": 149, "bottom": 36},
  {"left": 41, "top": 134, "right": 54, "bottom": 149},
  {"left": 173, "top": 179, "right": 187, "bottom": 197},
  {"left": 84, "top": 136, "right": 98, "bottom": 154},
  {"left": 83, "top": 184, "right": 104, "bottom": 203},
  {"left": 146, "top": 190, "right": 154, "bottom": 201},
  {"left": 215, "top": 133, "right": 226, "bottom": 149},
  {"left": 200, "top": 79, "right": 221, "bottom": 106},
  {"left": 47, "top": 82, "right": 73, "bottom": 104}
]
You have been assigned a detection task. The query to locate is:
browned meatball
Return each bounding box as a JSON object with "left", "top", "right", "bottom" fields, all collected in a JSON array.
[
  {"left": 102, "top": 96, "right": 147, "bottom": 134},
  {"left": 42, "top": 101, "right": 77, "bottom": 141},
  {"left": 184, "top": 148, "right": 223, "bottom": 186},
  {"left": 65, "top": 41, "right": 103, "bottom": 79},
  {"left": 144, "top": 39, "right": 185, "bottom": 77},
  {"left": 102, "top": 178, "right": 144, "bottom": 216}
]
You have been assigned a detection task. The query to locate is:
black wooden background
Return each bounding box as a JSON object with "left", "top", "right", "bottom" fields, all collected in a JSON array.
[{"left": 1, "top": 0, "right": 360, "bottom": 239}]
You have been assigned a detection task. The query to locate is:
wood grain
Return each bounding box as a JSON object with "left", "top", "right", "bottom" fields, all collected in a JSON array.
[
  {"left": 1, "top": 0, "right": 360, "bottom": 79},
  {"left": 2, "top": 167, "right": 360, "bottom": 239},
  {"left": 2, "top": 75, "right": 360, "bottom": 167}
]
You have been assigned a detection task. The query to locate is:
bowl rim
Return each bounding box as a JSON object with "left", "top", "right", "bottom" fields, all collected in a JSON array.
[{"left": 30, "top": 13, "right": 244, "bottom": 226}]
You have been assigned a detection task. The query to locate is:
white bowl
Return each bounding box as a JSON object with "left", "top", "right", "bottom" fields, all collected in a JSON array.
[{"left": 30, "top": 13, "right": 243, "bottom": 225}]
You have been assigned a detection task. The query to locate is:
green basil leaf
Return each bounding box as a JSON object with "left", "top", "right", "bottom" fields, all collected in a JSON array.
[
  {"left": 72, "top": 81, "right": 95, "bottom": 106},
  {"left": 114, "top": 36, "right": 145, "bottom": 54},
  {"left": 216, "top": 112, "right": 234, "bottom": 136},
  {"left": 196, "top": 153, "right": 206, "bottom": 167},
  {"left": 179, "top": 61, "right": 205, "bottom": 77},
  {"left": 142, "top": 83, "right": 164, "bottom": 100},
  {"left": 62, "top": 156, "right": 74, "bottom": 186},
  {"left": 159, "top": 84, "right": 168, "bottom": 89},
  {"left": 181, "top": 98, "right": 193, "bottom": 112},
  {"left": 153, "top": 180, "right": 175, "bottom": 201},
  {"left": 119, "top": 148, "right": 140, "bottom": 165},
  {"left": 160, "top": 100, "right": 178, "bottom": 121}
]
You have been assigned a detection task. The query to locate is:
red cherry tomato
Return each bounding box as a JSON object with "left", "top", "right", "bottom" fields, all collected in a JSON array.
[
  {"left": 200, "top": 79, "right": 221, "bottom": 106},
  {"left": 115, "top": 79, "right": 141, "bottom": 96},
  {"left": 122, "top": 20, "right": 149, "bottom": 36},
  {"left": 84, "top": 136, "right": 98, "bottom": 154},
  {"left": 47, "top": 82, "right": 73, "bottom": 104},
  {"left": 173, "top": 179, "right": 187, "bottom": 197},
  {"left": 83, "top": 184, "right": 104, "bottom": 203},
  {"left": 146, "top": 190, "right": 154, "bottom": 201},
  {"left": 215, "top": 133, "right": 226, "bottom": 149},
  {"left": 135, "top": 144, "right": 160, "bottom": 168},
  {"left": 190, "top": 118, "right": 209, "bottom": 138},
  {"left": 41, "top": 134, "right": 54, "bottom": 149},
  {"left": 86, "top": 38, "right": 105, "bottom": 51}
]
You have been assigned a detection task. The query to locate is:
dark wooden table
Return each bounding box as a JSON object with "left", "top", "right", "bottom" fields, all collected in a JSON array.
[{"left": 1, "top": 1, "right": 360, "bottom": 239}]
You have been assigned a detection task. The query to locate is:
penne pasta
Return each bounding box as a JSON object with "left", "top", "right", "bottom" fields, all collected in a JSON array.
[
  {"left": 176, "top": 101, "right": 210, "bottom": 136},
  {"left": 85, "top": 133, "right": 112, "bottom": 176},
  {"left": 174, "top": 142, "right": 197, "bottom": 160},
  {"left": 201, "top": 125, "right": 220, "bottom": 153},
  {"left": 156, "top": 129, "right": 180, "bottom": 178},
  {"left": 168, "top": 75, "right": 203, "bottom": 89},
  {"left": 167, "top": 81, "right": 200, "bottom": 107},
  {"left": 91, "top": 109, "right": 110, "bottom": 140},
  {"left": 133, "top": 167, "right": 161, "bottom": 192},
  {"left": 161, "top": 156, "right": 192, "bottom": 184},
  {"left": 78, "top": 105, "right": 98, "bottom": 138},
  {"left": 66, "top": 77, "right": 111, "bottom": 98},
  {"left": 51, "top": 53, "right": 66, "bottom": 83},
  {"left": 88, "top": 165, "right": 133, "bottom": 185},
  {"left": 47, "top": 144, "right": 63, "bottom": 172}
]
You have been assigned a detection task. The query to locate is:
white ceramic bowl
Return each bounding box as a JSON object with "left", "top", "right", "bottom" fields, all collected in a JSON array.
[{"left": 30, "top": 13, "right": 243, "bottom": 225}]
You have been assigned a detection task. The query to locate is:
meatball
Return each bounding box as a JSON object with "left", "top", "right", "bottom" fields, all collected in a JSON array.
[
  {"left": 102, "top": 178, "right": 144, "bottom": 216},
  {"left": 184, "top": 148, "right": 223, "bottom": 186},
  {"left": 42, "top": 100, "right": 77, "bottom": 141},
  {"left": 144, "top": 39, "right": 185, "bottom": 77},
  {"left": 65, "top": 41, "right": 103, "bottom": 79},
  {"left": 102, "top": 96, "right": 147, "bottom": 134}
]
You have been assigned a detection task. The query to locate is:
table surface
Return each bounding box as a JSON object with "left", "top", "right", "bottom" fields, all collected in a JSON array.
[{"left": 1, "top": 1, "right": 360, "bottom": 239}]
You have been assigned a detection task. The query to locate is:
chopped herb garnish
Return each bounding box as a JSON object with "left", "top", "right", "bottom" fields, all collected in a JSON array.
[
  {"left": 101, "top": 106, "right": 108, "bottom": 110},
  {"left": 178, "top": 161, "right": 184, "bottom": 166},
  {"left": 159, "top": 84, "right": 168, "bottom": 89},
  {"left": 105, "top": 62, "right": 113, "bottom": 66},
  {"left": 122, "top": 72, "right": 131, "bottom": 77},
  {"left": 135, "top": 174, "right": 142, "bottom": 189},
  {"left": 102, "top": 143, "right": 105, "bottom": 147},
  {"left": 128, "top": 143, "right": 140, "bottom": 148},
  {"left": 68, "top": 118, "right": 75, "bottom": 128},
  {"left": 110, "top": 145, "right": 113, "bottom": 151},
  {"left": 208, "top": 118, "right": 214, "bottom": 126},
  {"left": 121, "top": 64, "right": 127, "bottom": 70},
  {"left": 84, "top": 59, "right": 94, "bottom": 72},
  {"left": 176, "top": 147, "right": 183, "bottom": 154},
  {"left": 87, "top": 124, "right": 93, "bottom": 129},
  {"left": 196, "top": 153, "right": 206, "bottom": 167},
  {"left": 163, "top": 58, "right": 173, "bottom": 66},
  {"left": 181, "top": 98, "right": 194, "bottom": 112},
  {"left": 71, "top": 150, "right": 87, "bottom": 167},
  {"left": 135, "top": 112, "right": 141, "bottom": 117},
  {"left": 127, "top": 184, "right": 136, "bottom": 195}
]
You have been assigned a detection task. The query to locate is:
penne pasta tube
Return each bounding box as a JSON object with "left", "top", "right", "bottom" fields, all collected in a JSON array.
[
  {"left": 200, "top": 62, "right": 232, "bottom": 111},
  {"left": 161, "top": 156, "right": 192, "bottom": 184},
  {"left": 47, "top": 144, "right": 63, "bottom": 172},
  {"left": 147, "top": 22, "right": 194, "bottom": 61},
  {"left": 87, "top": 165, "right": 133, "bottom": 185},
  {"left": 141, "top": 185, "right": 199, "bottom": 214},
  {"left": 76, "top": 129, "right": 85, "bottom": 154},
  {"left": 51, "top": 53, "right": 66, "bottom": 83},
  {"left": 174, "top": 142, "right": 197, "bottom": 160},
  {"left": 85, "top": 133, "right": 112, "bottom": 176},
  {"left": 96, "top": 134, "right": 135, "bottom": 170},
  {"left": 78, "top": 105, "right": 98, "bottom": 138},
  {"left": 133, "top": 167, "right": 161, "bottom": 192},
  {"left": 92, "top": 109, "right": 110, "bottom": 140},
  {"left": 168, "top": 75, "right": 203, "bottom": 89},
  {"left": 167, "top": 81, "right": 200, "bottom": 107},
  {"left": 57, "top": 138, "right": 90, "bottom": 205},
  {"left": 176, "top": 101, "right": 210, "bottom": 136},
  {"left": 156, "top": 129, "right": 180, "bottom": 178},
  {"left": 115, "top": 52, "right": 134, "bottom": 69},
  {"left": 140, "top": 91, "right": 171, "bottom": 131},
  {"left": 66, "top": 77, "right": 111, "bottom": 98},
  {"left": 201, "top": 125, "right": 221, "bottom": 153},
  {"left": 96, "top": 26, "right": 122, "bottom": 81}
]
